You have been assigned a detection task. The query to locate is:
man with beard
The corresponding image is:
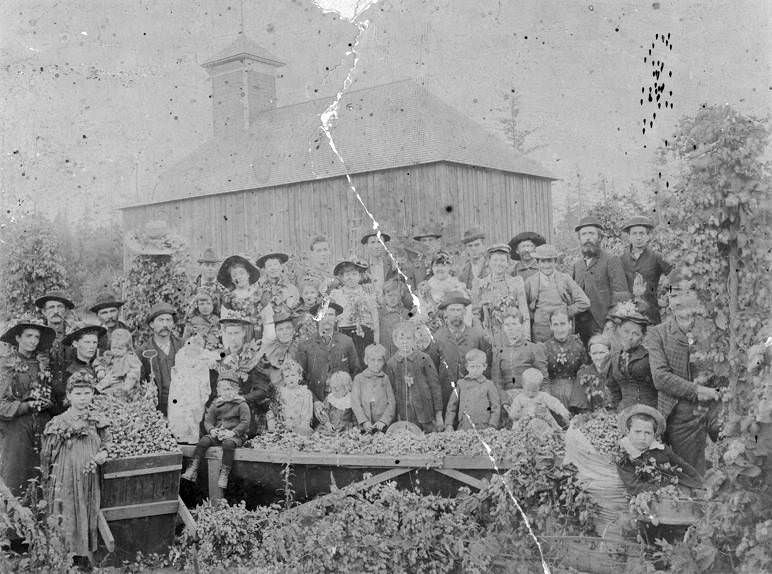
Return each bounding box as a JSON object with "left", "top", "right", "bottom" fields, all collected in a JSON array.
[
  {"left": 645, "top": 268, "right": 720, "bottom": 474},
  {"left": 35, "top": 290, "right": 76, "bottom": 387},
  {"left": 620, "top": 216, "right": 673, "bottom": 325},
  {"left": 293, "top": 301, "right": 361, "bottom": 402},
  {"left": 137, "top": 302, "right": 184, "bottom": 415},
  {"left": 432, "top": 292, "right": 493, "bottom": 412},
  {"left": 89, "top": 290, "right": 130, "bottom": 351},
  {"left": 571, "top": 216, "right": 631, "bottom": 345},
  {"left": 508, "top": 232, "right": 546, "bottom": 281}
]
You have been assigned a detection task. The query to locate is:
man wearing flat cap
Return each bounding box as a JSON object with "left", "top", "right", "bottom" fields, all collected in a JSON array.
[
  {"left": 90, "top": 290, "right": 130, "bottom": 352},
  {"left": 571, "top": 216, "right": 631, "bottom": 345},
  {"left": 620, "top": 216, "right": 673, "bottom": 325},
  {"left": 456, "top": 227, "right": 490, "bottom": 301},
  {"left": 137, "top": 302, "right": 183, "bottom": 415}
]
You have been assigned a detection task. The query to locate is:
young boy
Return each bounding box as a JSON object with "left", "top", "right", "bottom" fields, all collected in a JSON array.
[
  {"left": 378, "top": 280, "right": 410, "bottom": 360},
  {"left": 507, "top": 368, "right": 570, "bottom": 431},
  {"left": 615, "top": 404, "right": 703, "bottom": 496},
  {"left": 384, "top": 322, "right": 444, "bottom": 432},
  {"left": 351, "top": 344, "right": 396, "bottom": 432},
  {"left": 445, "top": 349, "right": 501, "bottom": 430},
  {"left": 182, "top": 372, "right": 251, "bottom": 489}
]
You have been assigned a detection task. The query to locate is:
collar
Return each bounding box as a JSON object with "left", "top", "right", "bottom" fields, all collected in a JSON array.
[
  {"left": 394, "top": 351, "right": 418, "bottom": 362},
  {"left": 363, "top": 369, "right": 386, "bottom": 378},
  {"left": 627, "top": 245, "right": 649, "bottom": 260},
  {"left": 620, "top": 345, "right": 648, "bottom": 361},
  {"left": 620, "top": 435, "right": 665, "bottom": 459},
  {"left": 215, "top": 395, "right": 246, "bottom": 406},
  {"left": 519, "top": 259, "right": 538, "bottom": 270},
  {"left": 327, "top": 393, "right": 352, "bottom": 410}
]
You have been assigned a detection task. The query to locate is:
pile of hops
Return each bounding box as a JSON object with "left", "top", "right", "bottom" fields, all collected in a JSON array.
[
  {"left": 91, "top": 381, "right": 179, "bottom": 459},
  {"left": 571, "top": 410, "right": 622, "bottom": 457}
]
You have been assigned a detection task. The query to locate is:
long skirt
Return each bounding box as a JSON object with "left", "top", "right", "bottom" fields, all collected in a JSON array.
[
  {"left": 0, "top": 413, "right": 48, "bottom": 497},
  {"left": 544, "top": 376, "right": 590, "bottom": 414},
  {"left": 666, "top": 400, "right": 714, "bottom": 476}
]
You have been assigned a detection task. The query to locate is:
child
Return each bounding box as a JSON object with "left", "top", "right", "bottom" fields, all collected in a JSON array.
[
  {"left": 507, "top": 368, "right": 570, "bottom": 431},
  {"left": 276, "top": 358, "right": 313, "bottom": 435},
  {"left": 314, "top": 371, "right": 355, "bottom": 432},
  {"left": 384, "top": 322, "right": 444, "bottom": 432},
  {"left": 182, "top": 289, "right": 221, "bottom": 350},
  {"left": 351, "top": 344, "right": 396, "bottom": 432},
  {"left": 182, "top": 372, "right": 250, "bottom": 489},
  {"left": 445, "top": 349, "right": 501, "bottom": 430},
  {"left": 331, "top": 260, "right": 380, "bottom": 364},
  {"left": 615, "top": 404, "right": 703, "bottom": 496},
  {"left": 41, "top": 370, "right": 110, "bottom": 569},
  {"left": 293, "top": 278, "right": 322, "bottom": 343},
  {"left": 379, "top": 280, "right": 410, "bottom": 359},
  {"left": 576, "top": 334, "right": 612, "bottom": 410},
  {"left": 417, "top": 252, "right": 468, "bottom": 330},
  {"left": 94, "top": 328, "right": 142, "bottom": 401}
]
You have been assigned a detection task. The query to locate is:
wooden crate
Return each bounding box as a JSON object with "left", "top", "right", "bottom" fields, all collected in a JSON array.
[{"left": 98, "top": 452, "right": 194, "bottom": 561}]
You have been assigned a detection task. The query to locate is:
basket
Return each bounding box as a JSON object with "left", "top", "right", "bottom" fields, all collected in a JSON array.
[
  {"left": 646, "top": 496, "right": 705, "bottom": 525},
  {"left": 541, "top": 535, "right": 643, "bottom": 574}
]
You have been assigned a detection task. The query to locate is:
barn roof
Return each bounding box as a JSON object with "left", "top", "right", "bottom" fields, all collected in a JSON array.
[
  {"left": 129, "top": 79, "right": 555, "bottom": 208},
  {"left": 201, "top": 35, "right": 285, "bottom": 68}
]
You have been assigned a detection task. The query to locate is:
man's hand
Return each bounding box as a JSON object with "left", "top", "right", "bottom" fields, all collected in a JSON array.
[
  {"left": 434, "top": 413, "right": 445, "bottom": 432},
  {"left": 696, "top": 385, "right": 720, "bottom": 402}
]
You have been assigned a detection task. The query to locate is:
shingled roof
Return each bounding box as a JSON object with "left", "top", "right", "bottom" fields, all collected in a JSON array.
[{"left": 134, "top": 79, "right": 554, "bottom": 207}]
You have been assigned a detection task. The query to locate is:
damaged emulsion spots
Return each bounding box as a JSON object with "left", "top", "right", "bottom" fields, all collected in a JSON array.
[{"left": 640, "top": 33, "right": 673, "bottom": 138}]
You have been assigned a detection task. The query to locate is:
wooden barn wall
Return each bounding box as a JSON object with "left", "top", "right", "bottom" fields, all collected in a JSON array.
[{"left": 121, "top": 162, "right": 552, "bottom": 265}]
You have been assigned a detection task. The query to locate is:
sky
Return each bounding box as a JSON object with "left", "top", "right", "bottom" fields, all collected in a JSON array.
[{"left": 1, "top": 0, "right": 769, "bottom": 224}]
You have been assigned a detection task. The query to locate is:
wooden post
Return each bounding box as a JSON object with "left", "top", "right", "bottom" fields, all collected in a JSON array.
[{"left": 207, "top": 456, "right": 223, "bottom": 500}]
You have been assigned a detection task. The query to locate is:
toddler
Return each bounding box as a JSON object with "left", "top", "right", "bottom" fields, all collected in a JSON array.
[
  {"left": 351, "top": 344, "right": 395, "bottom": 432},
  {"left": 445, "top": 349, "right": 501, "bottom": 430},
  {"left": 576, "top": 334, "right": 612, "bottom": 410},
  {"left": 182, "top": 290, "right": 221, "bottom": 350},
  {"left": 314, "top": 371, "right": 355, "bottom": 432},
  {"left": 94, "top": 328, "right": 142, "bottom": 401},
  {"left": 276, "top": 358, "right": 313, "bottom": 435},
  {"left": 182, "top": 372, "right": 251, "bottom": 489},
  {"left": 507, "top": 368, "right": 570, "bottom": 430}
]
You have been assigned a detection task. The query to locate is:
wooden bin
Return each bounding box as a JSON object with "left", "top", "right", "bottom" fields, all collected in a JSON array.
[
  {"left": 98, "top": 452, "right": 194, "bottom": 561},
  {"left": 648, "top": 497, "right": 705, "bottom": 525}
]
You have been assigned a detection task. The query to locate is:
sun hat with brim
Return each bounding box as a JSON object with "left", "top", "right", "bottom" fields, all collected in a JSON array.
[
  {"left": 255, "top": 252, "right": 289, "bottom": 269},
  {"left": 89, "top": 290, "right": 126, "bottom": 313},
  {"left": 574, "top": 216, "right": 605, "bottom": 233},
  {"left": 197, "top": 248, "right": 221, "bottom": 264},
  {"left": 432, "top": 251, "right": 453, "bottom": 266},
  {"left": 0, "top": 317, "right": 56, "bottom": 351},
  {"left": 413, "top": 225, "right": 442, "bottom": 241},
  {"left": 217, "top": 255, "right": 260, "bottom": 289},
  {"left": 438, "top": 291, "right": 472, "bottom": 310},
  {"left": 618, "top": 404, "right": 667, "bottom": 436},
  {"left": 461, "top": 227, "right": 486, "bottom": 244},
  {"left": 145, "top": 302, "right": 177, "bottom": 325},
  {"left": 62, "top": 324, "right": 107, "bottom": 347},
  {"left": 272, "top": 309, "right": 295, "bottom": 326},
  {"left": 35, "top": 290, "right": 75, "bottom": 310},
  {"left": 487, "top": 243, "right": 511, "bottom": 257},
  {"left": 333, "top": 260, "right": 368, "bottom": 276},
  {"left": 310, "top": 301, "right": 344, "bottom": 317},
  {"left": 508, "top": 232, "right": 546, "bottom": 261},
  {"left": 621, "top": 216, "right": 655, "bottom": 232},
  {"left": 218, "top": 308, "right": 252, "bottom": 326},
  {"left": 533, "top": 244, "right": 560, "bottom": 260},
  {"left": 360, "top": 230, "right": 391, "bottom": 244}
]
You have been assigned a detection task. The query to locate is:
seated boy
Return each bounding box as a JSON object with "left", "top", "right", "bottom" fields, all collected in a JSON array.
[
  {"left": 507, "top": 367, "right": 570, "bottom": 431},
  {"left": 616, "top": 404, "right": 703, "bottom": 496},
  {"left": 445, "top": 349, "right": 501, "bottom": 430},
  {"left": 351, "top": 344, "right": 395, "bottom": 432}
]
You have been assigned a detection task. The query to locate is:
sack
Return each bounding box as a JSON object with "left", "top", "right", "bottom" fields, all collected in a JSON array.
[{"left": 564, "top": 426, "right": 628, "bottom": 538}]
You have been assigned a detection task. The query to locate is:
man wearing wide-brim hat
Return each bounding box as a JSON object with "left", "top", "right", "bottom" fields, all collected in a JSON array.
[
  {"left": 136, "top": 302, "right": 183, "bottom": 415},
  {"left": 0, "top": 315, "right": 56, "bottom": 497},
  {"left": 524, "top": 244, "right": 591, "bottom": 343},
  {"left": 619, "top": 215, "right": 673, "bottom": 326},
  {"left": 644, "top": 267, "right": 720, "bottom": 475},
  {"left": 432, "top": 290, "right": 493, "bottom": 411},
  {"left": 90, "top": 290, "right": 130, "bottom": 352},
  {"left": 411, "top": 224, "right": 443, "bottom": 285},
  {"left": 508, "top": 231, "right": 546, "bottom": 280},
  {"left": 456, "top": 227, "right": 490, "bottom": 299},
  {"left": 571, "top": 215, "right": 632, "bottom": 346}
]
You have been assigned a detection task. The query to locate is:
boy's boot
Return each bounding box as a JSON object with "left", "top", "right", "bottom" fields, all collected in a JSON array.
[
  {"left": 181, "top": 459, "right": 200, "bottom": 482},
  {"left": 217, "top": 465, "right": 231, "bottom": 489}
]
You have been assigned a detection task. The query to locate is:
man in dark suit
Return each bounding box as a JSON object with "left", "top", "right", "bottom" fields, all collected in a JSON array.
[{"left": 571, "top": 216, "right": 631, "bottom": 345}]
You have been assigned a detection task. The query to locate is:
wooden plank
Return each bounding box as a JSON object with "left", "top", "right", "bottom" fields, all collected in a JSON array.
[
  {"left": 207, "top": 456, "right": 223, "bottom": 500},
  {"left": 101, "top": 452, "right": 182, "bottom": 475},
  {"left": 97, "top": 510, "right": 115, "bottom": 552},
  {"left": 177, "top": 496, "right": 196, "bottom": 531},
  {"left": 435, "top": 468, "right": 485, "bottom": 490},
  {"left": 102, "top": 464, "right": 182, "bottom": 480},
  {"left": 101, "top": 500, "right": 180, "bottom": 522},
  {"left": 101, "top": 470, "right": 181, "bottom": 507},
  {"left": 442, "top": 455, "right": 515, "bottom": 470},
  {"left": 196, "top": 447, "right": 438, "bottom": 468}
]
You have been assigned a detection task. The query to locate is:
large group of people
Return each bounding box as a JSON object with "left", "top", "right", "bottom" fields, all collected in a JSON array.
[{"left": 0, "top": 214, "right": 722, "bottom": 567}]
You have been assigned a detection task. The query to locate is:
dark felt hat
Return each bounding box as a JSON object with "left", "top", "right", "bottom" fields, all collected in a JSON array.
[
  {"left": 618, "top": 404, "right": 667, "bottom": 436},
  {"left": 461, "top": 227, "right": 486, "bottom": 244},
  {"left": 255, "top": 252, "right": 289, "bottom": 269},
  {"left": 574, "top": 216, "right": 605, "bottom": 233},
  {"left": 197, "top": 248, "right": 221, "bottom": 264},
  {"left": 0, "top": 316, "right": 56, "bottom": 351},
  {"left": 309, "top": 300, "right": 344, "bottom": 317},
  {"left": 360, "top": 230, "right": 391, "bottom": 244},
  {"left": 413, "top": 225, "right": 442, "bottom": 241},
  {"left": 609, "top": 302, "right": 650, "bottom": 326},
  {"left": 438, "top": 291, "right": 472, "bottom": 310},
  {"left": 217, "top": 255, "right": 260, "bottom": 289},
  {"left": 621, "top": 216, "right": 655, "bottom": 232},
  {"left": 34, "top": 290, "right": 75, "bottom": 310},
  {"left": 89, "top": 290, "right": 126, "bottom": 313},
  {"left": 508, "top": 232, "right": 546, "bottom": 260},
  {"left": 62, "top": 323, "right": 107, "bottom": 347},
  {"left": 145, "top": 302, "right": 177, "bottom": 325},
  {"left": 334, "top": 259, "right": 368, "bottom": 276}
]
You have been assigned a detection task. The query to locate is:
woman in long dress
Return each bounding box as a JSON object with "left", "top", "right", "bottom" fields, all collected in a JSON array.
[{"left": 217, "top": 255, "right": 263, "bottom": 341}]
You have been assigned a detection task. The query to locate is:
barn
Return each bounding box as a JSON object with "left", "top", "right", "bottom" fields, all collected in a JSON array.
[{"left": 120, "top": 35, "right": 555, "bottom": 261}]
